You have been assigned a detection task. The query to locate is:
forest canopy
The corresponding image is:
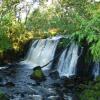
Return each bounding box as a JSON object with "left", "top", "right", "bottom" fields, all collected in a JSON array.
[{"left": 0, "top": 0, "right": 100, "bottom": 61}]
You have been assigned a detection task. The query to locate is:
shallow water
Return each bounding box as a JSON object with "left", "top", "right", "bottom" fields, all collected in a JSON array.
[{"left": 0, "top": 64, "right": 76, "bottom": 100}]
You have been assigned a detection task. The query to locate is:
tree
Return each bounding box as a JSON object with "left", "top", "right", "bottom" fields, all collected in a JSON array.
[{"left": 26, "top": 0, "right": 100, "bottom": 61}]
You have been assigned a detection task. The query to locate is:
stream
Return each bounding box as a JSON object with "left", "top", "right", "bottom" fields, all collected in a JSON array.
[{"left": 0, "top": 64, "right": 77, "bottom": 100}]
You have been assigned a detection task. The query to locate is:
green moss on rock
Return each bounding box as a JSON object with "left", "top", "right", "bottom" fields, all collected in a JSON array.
[{"left": 30, "top": 66, "right": 46, "bottom": 81}]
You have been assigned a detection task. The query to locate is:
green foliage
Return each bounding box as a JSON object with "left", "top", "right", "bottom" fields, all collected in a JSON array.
[
  {"left": 26, "top": 0, "right": 100, "bottom": 61},
  {"left": 79, "top": 76, "right": 100, "bottom": 100},
  {"left": 26, "top": 9, "right": 49, "bottom": 37},
  {"left": 0, "top": 12, "right": 13, "bottom": 52},
  {"left": 0, "top": 0, "right": 30, "bottom": 52},
  {"left": 0, "top": 0, "right": 20, "bottom": 52},
  {"left": 0, "top": 11, "right": 25, "bottom": 52}
]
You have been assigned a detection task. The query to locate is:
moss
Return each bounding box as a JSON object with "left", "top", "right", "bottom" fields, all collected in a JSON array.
[
  {"left": 0, "top": 91, "right": 9, "bottom": 100},
  {"left": 30, "top": 66, "right": 46, "bottom": 81}
]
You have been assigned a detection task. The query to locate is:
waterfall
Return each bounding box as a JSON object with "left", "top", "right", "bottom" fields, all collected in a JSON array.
[
  {"left": 92, "top": 63, "right": 100, "bottom": 78},
  {"left": 20, "top": 36, "right": 61, "bottom": 70},
  {"left": 57, "top": 43, "right": 81, "bottom": 78}
]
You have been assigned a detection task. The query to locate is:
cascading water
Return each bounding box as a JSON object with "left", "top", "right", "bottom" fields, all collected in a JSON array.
[
  {"left": 57, "top": 43, "right": 81, "bottom": 78},
  {"left": 20, "top": 36, "right": 61, "bottom": 70},
  {"left": 92, "top": 63, "right": 100, "bottom": 78}
]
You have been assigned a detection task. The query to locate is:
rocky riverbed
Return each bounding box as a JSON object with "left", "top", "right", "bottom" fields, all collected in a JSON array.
[{"left": 0, "top": 64, "right": 79, "bottom": 100}]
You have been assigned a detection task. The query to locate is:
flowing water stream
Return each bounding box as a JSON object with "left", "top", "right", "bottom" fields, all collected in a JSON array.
[{"left": 92, "top": 63, "right": 100, "bottom": 79}]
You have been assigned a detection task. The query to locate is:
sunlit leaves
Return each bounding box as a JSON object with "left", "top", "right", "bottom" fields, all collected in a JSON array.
[
  {"left": 26, "top": 0, "right": 100, "bottom": 62},
  {"left": 90, "top": 40, "right": 100, "bottom": 61}
]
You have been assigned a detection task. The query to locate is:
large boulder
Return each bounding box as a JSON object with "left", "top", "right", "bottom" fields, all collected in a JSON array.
[{"left": 30, "top": 66, "right": 46, "bottom": 82}]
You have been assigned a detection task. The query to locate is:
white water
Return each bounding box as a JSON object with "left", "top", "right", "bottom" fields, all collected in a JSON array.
[
  {"left": 57, "top": 43, "right": 80, "bottom": 78},
  {"left": 92, "top": 63, "right": 100, "bottom": 78},
  {"left": 20, "top": 36, "right": 61, "bottom": 70}
]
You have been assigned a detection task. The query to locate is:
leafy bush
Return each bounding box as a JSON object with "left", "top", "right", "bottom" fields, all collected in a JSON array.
[{"left": 80, "top": 76, "right": 100, "bottom": 100}]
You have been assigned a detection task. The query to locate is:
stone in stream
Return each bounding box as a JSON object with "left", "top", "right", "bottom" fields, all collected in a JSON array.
[
  {"left": 60, "top": 75, "right": 81, "bottom": 88},
  {"left": 30, "top": 66, "right": 46, "bottom": 82},
  {"left": 0, "top": 77, "right": 15, "bottom": 87},
  {"left": 5, "top": 82, "right": 15, "bottom": 87},
  {"left": 49, "top": 70, "right": 60, "bottom": 79}
]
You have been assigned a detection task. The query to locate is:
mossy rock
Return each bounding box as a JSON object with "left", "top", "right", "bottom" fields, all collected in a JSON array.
[
  {"left": 5, "top": 82, "right": 15, "bottom": 87},
  {"left": 30, "top": 66, "right": 46, "bottom": 81},
  {"left": 0, "top": 92, "right": 9, "bottom": 100}
]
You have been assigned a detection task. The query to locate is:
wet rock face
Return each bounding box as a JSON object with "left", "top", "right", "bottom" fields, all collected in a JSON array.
[
  {"left": 76, "top": 42, "right": 93, "bottom": 79},
  {"left": 49, "top": 70, "right": 60, "bottom": 79}
]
